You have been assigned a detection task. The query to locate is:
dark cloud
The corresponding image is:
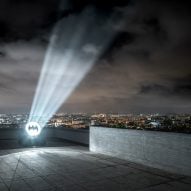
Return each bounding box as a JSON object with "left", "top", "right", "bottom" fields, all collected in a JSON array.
[
  {"left": 0, "top": 0, "right": 60, "bottom": 41},
  {"left": 0, "top": 0, "right": 130, "bottom": 42},
  {"left": 0, "top": 0, "right": 191, "bottom": 113},
  {"left": 60, "top": 0, "right": 129, "bottom": 11},
  {"left": 64, "top": 0, "right": 191, "bottom": 113},
  {"left": 102, "top": 31, "right": 135, "bottom": 60},
  {"left": 139, "top": 74, "right": 191, "bottom": 96}
]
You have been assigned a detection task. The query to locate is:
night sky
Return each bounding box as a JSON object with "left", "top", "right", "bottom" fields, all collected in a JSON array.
[{"left": 0, "top": 0, "right": 191, "bottom": 114}]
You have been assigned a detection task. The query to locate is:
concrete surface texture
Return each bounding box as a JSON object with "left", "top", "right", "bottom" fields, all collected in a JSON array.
[
  {"left": 54, "top": 129, "right": 89, "bottom": 145},
  {"left": 0, "top": 140, "right": 191, "bottom": 191},
  {"left": 90, "top": 127, "right": 191, "bottom": 176}
]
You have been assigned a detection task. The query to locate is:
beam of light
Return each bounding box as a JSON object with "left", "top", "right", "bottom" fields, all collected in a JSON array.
[{"left": 29, "top": 8, "right": 120, "bottom": 128}]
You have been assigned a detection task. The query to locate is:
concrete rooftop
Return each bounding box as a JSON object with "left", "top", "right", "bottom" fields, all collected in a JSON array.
[{"left": 0, "top": 140, "right": 191, "bottom": 191}]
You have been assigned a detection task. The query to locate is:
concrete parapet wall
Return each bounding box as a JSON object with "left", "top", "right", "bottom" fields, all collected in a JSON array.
[
  {"left": 90, "top": 126, "right": 191, "bottom": 176},
  {"left": 54, "top": 128, "right": 89, "bottom": 145},
  {"left": 0, "top": 129, "right": 21, "bottom": 139},
  {"left": 0, "top": 128, "right": 89, "bottom": 145}
]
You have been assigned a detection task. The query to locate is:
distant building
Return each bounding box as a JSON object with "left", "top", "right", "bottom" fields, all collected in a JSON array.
[{"left": 149, "top": 121, "right": 161, "bottom": 128}]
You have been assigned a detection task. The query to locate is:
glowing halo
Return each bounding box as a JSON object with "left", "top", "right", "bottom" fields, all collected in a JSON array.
[{"left": 25, "top": 122, "right": 41, "bottom": 137}]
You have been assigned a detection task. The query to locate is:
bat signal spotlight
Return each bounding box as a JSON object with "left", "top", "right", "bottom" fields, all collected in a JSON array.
[{"left": 25, "top": 122, "right": 41, "bottom": 137}]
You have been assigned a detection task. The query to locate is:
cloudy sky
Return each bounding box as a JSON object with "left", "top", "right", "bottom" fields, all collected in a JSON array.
[{"left": 0, "top": 0, "right": 191, "bottom": 114}]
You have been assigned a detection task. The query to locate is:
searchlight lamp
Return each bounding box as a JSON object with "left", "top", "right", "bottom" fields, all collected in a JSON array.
[{"left": 25, "top": 122, "right": 41, "bottom": 137}]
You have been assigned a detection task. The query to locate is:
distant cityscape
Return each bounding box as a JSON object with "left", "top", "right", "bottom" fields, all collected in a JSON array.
[{"left": 0, "top": 113, "right": 191, "bottom": 133}]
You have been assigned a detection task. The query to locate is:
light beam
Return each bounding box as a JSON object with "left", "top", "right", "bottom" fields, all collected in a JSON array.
[{"left": 29, "top": 8, "right": 119, "bottom": 128}]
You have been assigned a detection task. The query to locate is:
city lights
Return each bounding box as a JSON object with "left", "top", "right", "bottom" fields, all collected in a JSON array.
[{"left": 28, "top": 8, "right": 117, "bottom": 128}]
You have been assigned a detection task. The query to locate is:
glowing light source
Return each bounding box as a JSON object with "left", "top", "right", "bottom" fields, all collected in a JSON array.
[{"left": 25, "top": 122, "right": 41, "bottom": 137}]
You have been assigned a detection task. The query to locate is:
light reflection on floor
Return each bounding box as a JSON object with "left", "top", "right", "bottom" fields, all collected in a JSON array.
[{"left": 0, "top": 141, "right": 191, "bottom": 191}]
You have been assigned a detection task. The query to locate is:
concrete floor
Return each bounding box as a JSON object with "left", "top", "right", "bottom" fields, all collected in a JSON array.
[{"left": 0, "top": 140, "right": 191, "bottom": 191}]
